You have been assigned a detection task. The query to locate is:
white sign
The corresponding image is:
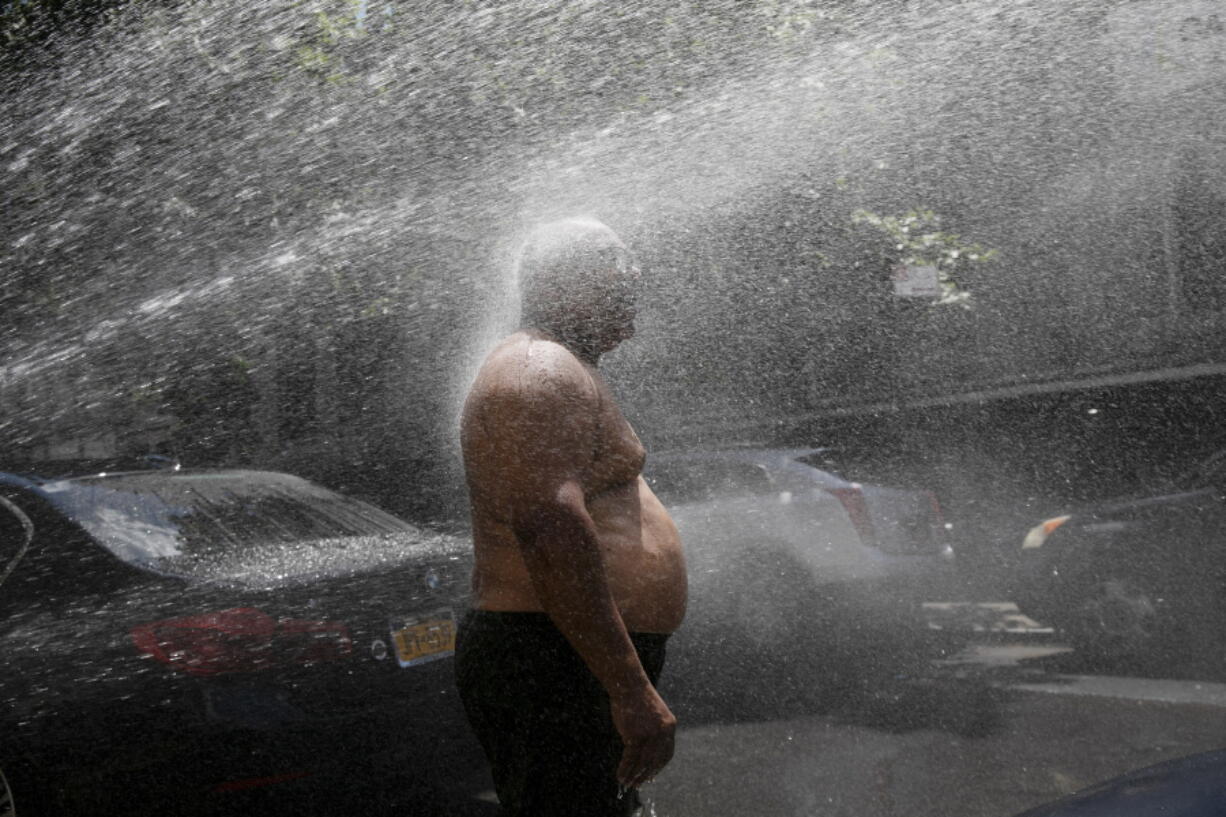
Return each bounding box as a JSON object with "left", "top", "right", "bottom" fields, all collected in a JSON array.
[
  {"left": 892, "top": 263, "right": 940, "bottom": 298},
  {"left": 1109, "top": 1, "right": 1226, "bottom": 100}
]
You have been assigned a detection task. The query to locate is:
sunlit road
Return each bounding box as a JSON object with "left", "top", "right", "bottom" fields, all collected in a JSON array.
[
  {"left": 433, "top": 604, "right": 1226, "bottom": 816},
  {"left": 435, "top": 602, "right": 1226, "bottom": 817},
  {"left": 636, "top": 604, "right": 1226, "bottom": 817}
]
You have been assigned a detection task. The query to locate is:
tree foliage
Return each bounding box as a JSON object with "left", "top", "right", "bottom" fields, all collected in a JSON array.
[{"left": 852, "top": 207, "right": 999, "bottom": 307}]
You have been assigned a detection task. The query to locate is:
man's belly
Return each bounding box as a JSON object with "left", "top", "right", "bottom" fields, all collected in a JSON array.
[
  {"left": 590, "top": 481, "right": 688, "bottom": 633},
  {"left": 471, "top": 483, "right": 687, "bottom": 634},
  {"left": 602, "top": 538, "right": 688, "bottom": 634}
]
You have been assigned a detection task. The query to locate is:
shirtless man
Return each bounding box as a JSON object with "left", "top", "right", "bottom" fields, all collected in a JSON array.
[{"left": 456, "top": 217, "right": 687, "bottom": 816}]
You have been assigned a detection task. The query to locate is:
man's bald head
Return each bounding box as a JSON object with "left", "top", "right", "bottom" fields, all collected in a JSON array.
[{"left": 515, "top": 218, "right": 639, "bottom": 358}]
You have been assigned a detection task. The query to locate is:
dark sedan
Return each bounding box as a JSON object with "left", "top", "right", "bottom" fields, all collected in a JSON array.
[
  {"left": 0, "top": 463, "right": 483, "bottom": 816},
  {"left": 1011, "top": 448, "right": 1226, "bottom": 659}
]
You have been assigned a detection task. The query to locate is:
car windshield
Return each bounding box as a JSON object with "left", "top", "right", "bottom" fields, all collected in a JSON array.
[{"left": 38, "top": 471, "right": 414, "bottom": 565}]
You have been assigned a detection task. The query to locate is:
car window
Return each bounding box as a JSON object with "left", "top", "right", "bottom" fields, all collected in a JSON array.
[
  {"left": 644, "top": 458, "right": 774, "bottom": 505},
  {"left": 37, "top": 471, "right": 415, "bottom": 566},
  {"left": 797, "top": 449, "right": 928, "bottom": 489},
  {"left": 795, "top": 450, "right": 852, "bottom": 479},
  {"left": 796, "top": 449, "right": 884, "bottom": 483}
]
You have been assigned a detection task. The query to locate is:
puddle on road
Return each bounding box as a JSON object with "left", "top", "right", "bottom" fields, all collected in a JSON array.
[
  {"left": 938, "top": 643, "right": 1074, "bottom": 668},
  {"left": 923, "top": 601, "right": 1054, "bottom": 634}
]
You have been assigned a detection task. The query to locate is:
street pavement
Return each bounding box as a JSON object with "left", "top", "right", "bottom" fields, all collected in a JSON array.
[
  {"left": 638, "top": 604, "right": 1226, "bottom": 817},
  {"left": 449, "top": 603, "right": 1226, "bottom": 817},
  {"left": 647, "top": 673, "right": 1226, "bottom": 816}
]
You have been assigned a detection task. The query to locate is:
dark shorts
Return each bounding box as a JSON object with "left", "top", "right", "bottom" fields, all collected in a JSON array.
[{"left": 454, "top": 610, "right": 669, "bottom": 817}]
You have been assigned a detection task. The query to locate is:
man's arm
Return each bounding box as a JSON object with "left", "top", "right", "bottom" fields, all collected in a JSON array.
[
  {"left": 479, "top": 348, "right": 675, "bottom": 788},
  {"left": 513, "top": 480, "right": 675, "bottom": 788}
]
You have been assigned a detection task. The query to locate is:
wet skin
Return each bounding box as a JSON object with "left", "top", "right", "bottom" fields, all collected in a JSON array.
[{"left": 461, "top": 326, "right": 687, "bottom": 788}]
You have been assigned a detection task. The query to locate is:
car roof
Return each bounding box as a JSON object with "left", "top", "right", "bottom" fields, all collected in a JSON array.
[
  {"left": 650, "top": 447, "right": 827, "bottom": 464},
  {"left": 0, "top": 456, "right": 181, "bottom": 484},
  {"left": 0, "top": 464, "right": 286, "bottom": 491}
]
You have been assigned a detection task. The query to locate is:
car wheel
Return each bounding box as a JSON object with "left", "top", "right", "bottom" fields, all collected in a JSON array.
[
  {"left": 716, "top": 545, "right": 824, "bottom": 709},
  {"left": 1064, "top": 576, "right": 1167, "bottom": 658},
  {"left": 726, "top": 550, "right": 813, "bottom": 653},
  {"left": 666, "top": 544, "right": 819, "bottom": 715}
]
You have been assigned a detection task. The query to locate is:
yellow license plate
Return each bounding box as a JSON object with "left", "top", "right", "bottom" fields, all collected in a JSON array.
[{"left": 391, "top": 610, "right": 457, "bottom": 668}]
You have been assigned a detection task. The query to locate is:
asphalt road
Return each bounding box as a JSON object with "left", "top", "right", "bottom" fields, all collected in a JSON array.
[{"left": 443, "top": 603, "right": 1226, "bottom": 817}]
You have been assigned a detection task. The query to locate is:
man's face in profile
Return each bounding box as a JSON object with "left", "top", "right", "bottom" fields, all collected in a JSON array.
[
  {"left": 587, "top": 247, "right": 642, "bottom": 352},
  {"left": 516, "top": 218, "right": 642, "bottom": 359}
]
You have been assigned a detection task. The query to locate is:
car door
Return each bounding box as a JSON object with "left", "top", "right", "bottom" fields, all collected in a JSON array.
[{"left": 0, "top": 495, "right": 33, "bottom": 595}]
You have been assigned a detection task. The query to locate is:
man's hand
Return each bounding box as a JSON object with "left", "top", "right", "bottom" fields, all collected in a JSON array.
[{"left": 611, "top": 685, "right": 677, "bottom": 789}]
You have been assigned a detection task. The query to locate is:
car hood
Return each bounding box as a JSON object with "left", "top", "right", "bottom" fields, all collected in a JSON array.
[
  {"left": 1011, "top": 748, "right": 1226, "bottom": 817},
  {"left": 1057, "top": 485, "right": 1216, "bottom": 526}
]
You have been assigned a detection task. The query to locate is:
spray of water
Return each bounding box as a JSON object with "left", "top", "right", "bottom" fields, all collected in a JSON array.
[{"left": 2, "top": 0, "right": 1222, "bottom": 469}]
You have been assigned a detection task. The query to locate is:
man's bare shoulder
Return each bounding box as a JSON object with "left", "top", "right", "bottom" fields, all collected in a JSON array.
[
  {"left": 461, "top": 333, "right": 600, "bottom": 485},
  {"left": 470, "top": 331, "right": 597, "bottom": 409}
]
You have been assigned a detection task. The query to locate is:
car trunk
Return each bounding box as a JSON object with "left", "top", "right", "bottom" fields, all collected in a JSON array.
[{"left": 126, "top": 532, "right": 474, "bottom": 724}]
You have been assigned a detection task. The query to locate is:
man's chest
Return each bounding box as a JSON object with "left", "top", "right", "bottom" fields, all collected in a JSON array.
[{"left": 586, "top": 379, "right": 646, "bottom": 493}]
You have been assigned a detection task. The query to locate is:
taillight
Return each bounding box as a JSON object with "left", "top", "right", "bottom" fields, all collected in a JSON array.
[
  {"left": 925, "top": 490, "right": 947, "bottom": 532},
  {"left": 131, "top": 607, "right": 353, "bottom": 677},
  {"left": 827, "top": 484, "right": 877, "bottom": 546}
]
